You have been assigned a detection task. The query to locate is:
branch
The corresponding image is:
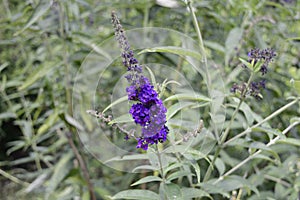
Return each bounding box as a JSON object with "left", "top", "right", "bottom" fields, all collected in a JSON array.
[
  {"left": 214, "top": 120, "right": 300, "bottom": 184},
  {"left": 65, "top": 132, "right": 96, "bottom": 200}
]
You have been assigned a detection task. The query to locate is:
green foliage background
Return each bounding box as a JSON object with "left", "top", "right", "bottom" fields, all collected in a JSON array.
[{"left": 0, "top": 0, "right": 299, "bottom": 199}]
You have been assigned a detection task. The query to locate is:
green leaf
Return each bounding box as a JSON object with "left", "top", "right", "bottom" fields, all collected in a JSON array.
[
  {"left": 225, "top": 27, "right": 243, "bottom": 65},
  {"left": 163, "top": 183, "right": 183, "bottom": 200},
  {"left": 250, "top": 142, "right": 272, "bottom": 151},
  {"left": 37, "top": 109, "right": 60, "bottom": 136},
  {"left": 65, "top": 113, "right": 84, "bottom": 131},
  {"left": 190, "top": 161, "right": 201, "bottom": 183},
  {"left": 164, "top": 162, "right": 184, "bottom": 175},
  {"left": 80, "top": 100, "right": 94, "bottom": 132},
  {"left": 293, "top": 80, "right": 300, "bottom": 94},
  {"left": 185, "top": 148, "right": 210, "bottom": 160},
  {"left": 102, "top": 96, "right": 128, "bottom": 114},
  {"left": 166, "top": 102, "right": 195, "bottom": 120},
  {"left": 14, "top": 0, "right": 52, "bottom": 36},
  {"left": 252, "top": 126, "right": 286, "bottom": 141},
  {"left": 6, "top": 140, "right": 26, "bottom": 155},
  {"left": 46, "top": 151, "right": 73, "bottom": 194},
  {"left": 164, "top": 93, "right": 211, "bottom": 102},
  {"left": 164, "top": 144, "right": 190, "bottom": 154},
  {"left": 276, "top": 138, "right": 300, "bottom": 146},
  {"left": 131, "top": 176, "right": 162, "bottom": 186},
  {"left": 74, "top": 34, "right": 112, "bottom": 60},
  {"left": 253, "top": 60, "right": 264, "bottom": 73},
  {"left": 181, "top": 188, "right": 212, "bottom": 199},
  {"left": 0, "top": 62, "right": 9, "bottom": 73},
  {"left": 250, "top": 142, "right": 280, "bottom": 162},
  {"left": 132, "top": 165, "right": 159, "bottom": 172},
  {"left": 252, "top": 154, "right": 278, "bottom": 163},
  {"left": 198, "top": 182, "right": 229, "bottom": 197},
  {"left": 104, "top": 154, "right": 148, "bottom": 164},
  {"left": 166, "top": 171, "right": 194, "bottom": 183},
  {"left": 204, "top": 40, "right": 225, "bottom": 53},
  {"left": 215, "top": 157, "right": 225, "bottom": 176},
  {"left": 239, "top": 58, "right": 252, "bottom": 69},
  {"left": 14, "top": 120, "right": 33, "bottom": 140},
  {"left": 286, "top": 37, "right": 300, "bottom": 41},
  {"left": 111, "top": 189, "right": 159, "bottom": 200},
  {"left": 108, "top": 113, "right": 133, "bottom": 125},
  {"left": 145, "top": 66, "right": 157, "bottom": 89},
  {"left": 138, "top": 46, "right": 202, "bottom": 59},
  {"left": 18, "top": 61, "right": 59, "bottom": 90},
  {"left": 147, "top": 149, "right": 169, "bottom": 171},
  {"left": 216, "top": 175, "right": 259, "bottom": 195}
]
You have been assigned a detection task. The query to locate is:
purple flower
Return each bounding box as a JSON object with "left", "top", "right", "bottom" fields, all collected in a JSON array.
[
  {"left": 230, "top": 83, "right": 239, "bottom": 93},
  {"left": 129, "top": 103, "right": 150, "bottom": 126},
  {"left": 247, "top": 48, "right": 276, "bottom": 75},
  {"left": 126, "top": 85, "right": 138, "bottom": 101},
  {"left": 249, "top": 80, "right": 267, "bottom": 100},
  {"left": 138, "top": 84, "right": 158, "bottom": 104},
  {"left": 112, "top": 11, "right": 169, "bottom": 150},
  {"left": 137, "top": 126, "right": 169, "bottom": 150}
]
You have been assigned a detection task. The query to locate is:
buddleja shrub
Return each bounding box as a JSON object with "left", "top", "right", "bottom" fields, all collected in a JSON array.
[{"left": 87, "top": 4, "right": 300, "bottom": 200}]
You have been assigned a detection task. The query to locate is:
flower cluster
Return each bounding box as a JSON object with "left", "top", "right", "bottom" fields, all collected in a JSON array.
[
  {"left": 112, "top": 11, "right": 169, "bottom": 150},
  {"left": 247, "top": 48, "right": 276, "bottom": 75},
  {"left": 231, "top": 48, "right": 276, "bottom": 100}
]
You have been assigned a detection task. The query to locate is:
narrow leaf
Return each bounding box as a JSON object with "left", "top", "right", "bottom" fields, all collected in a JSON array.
[
  {"left": 18, "top": 62, "right": 59, "bottom": 90},
  {"left": 131, "top": 176, "right": 162, "bottom": 186},
  {"left": 102, "top": 96, "right": 128, "bottom": 114},
  {"left": 46, "top": 151, "right": 73, "bottom": 193},
  {"left": 108, "top": 113, "right": 133, "bottom": 125},
  {"left": 14, "top": 0, "right": 52, "bottom": 35},
  {"left": 111, "top": 189, "right": 159, "bottom": 200},
  {"left": 138, "top": 46, "right": 202, "bottom": 59},
  {"left": 104, "top": 154, "right": 148, "bottom": 164},
  {"left": 132, "top": 165, "right": 158, "bottom": 172},
  {"left": 65, "top": 113, "right": 84, "bottom": 131},
  {"left": 276, "top": 138, "right": 300, "bottom": 146},
  {"left": 166, "top": 102, "right": 195, "bottom": 120},
  {"left": 163, "top": 183, "right": 183, "bottom": 200},
  {"left": 166, "top": 171, "right": 194, "bottom": 183},
  {"left": 181, "top": 188, "right": 212, "bottom": 199},
  {"left": 164, "top": 93, "right": 211, "bottom": 102}
]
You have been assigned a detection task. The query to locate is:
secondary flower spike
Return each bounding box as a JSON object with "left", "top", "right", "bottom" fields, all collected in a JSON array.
[
  {"left": 111, "top": 11, "right": 169, "bottom": 150},
  {"left": 231, "top": 48, "right": 276, "bottom": 100}
]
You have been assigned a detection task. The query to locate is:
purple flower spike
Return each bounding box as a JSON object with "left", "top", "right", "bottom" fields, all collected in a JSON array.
[{"left": 112, "top": 12, "right": 169, "bottom": 150}]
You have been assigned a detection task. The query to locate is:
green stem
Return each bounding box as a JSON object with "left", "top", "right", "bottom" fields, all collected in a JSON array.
[
  {"left": 187, "top": 0, "right": 211, "bottom": 88},
  {"left": 214, "top": 120, "right": 300, "bottom": 184},
  {"left": 0, "top": 168, "right": 29, "bottom": 187},
  {"left": 204, "top": 73, "right": 254, "bottom": 181},
  {"left": 224, "top": 97, "right": 299, "bottom": 146},
  {"left": 156, "top": 144, "right": 165, "bottom": 182}
]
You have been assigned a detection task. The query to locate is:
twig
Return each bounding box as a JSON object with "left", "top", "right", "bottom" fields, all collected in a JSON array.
[
  {"left": 0, "top": 168, "right": 30, "bottom": 187},
  {"left": 65, "top": 132, "right": 97, "bottom": 200},
  {"left": 224, "top": 98, "right": 299, "bottom": 146},
  {"left": 86, "top": 109, "right": 136, "bottom": 139},
  {"left": 167, "top": 119, "right": 204, "bottom": 147},
  {"left": 264, "top": 174, "right": 291, "bottom": 187},
  {"left": 214, "top": 120, "right": 300, "bottom": 184},
  {"left": 186, "top": 0, "right": 211, "bottom": 88}
]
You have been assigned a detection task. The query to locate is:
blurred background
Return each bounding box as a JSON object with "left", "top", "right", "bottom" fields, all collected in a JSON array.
[{"left": 0, "top": 0, "right": 299, "bottom": 199}]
